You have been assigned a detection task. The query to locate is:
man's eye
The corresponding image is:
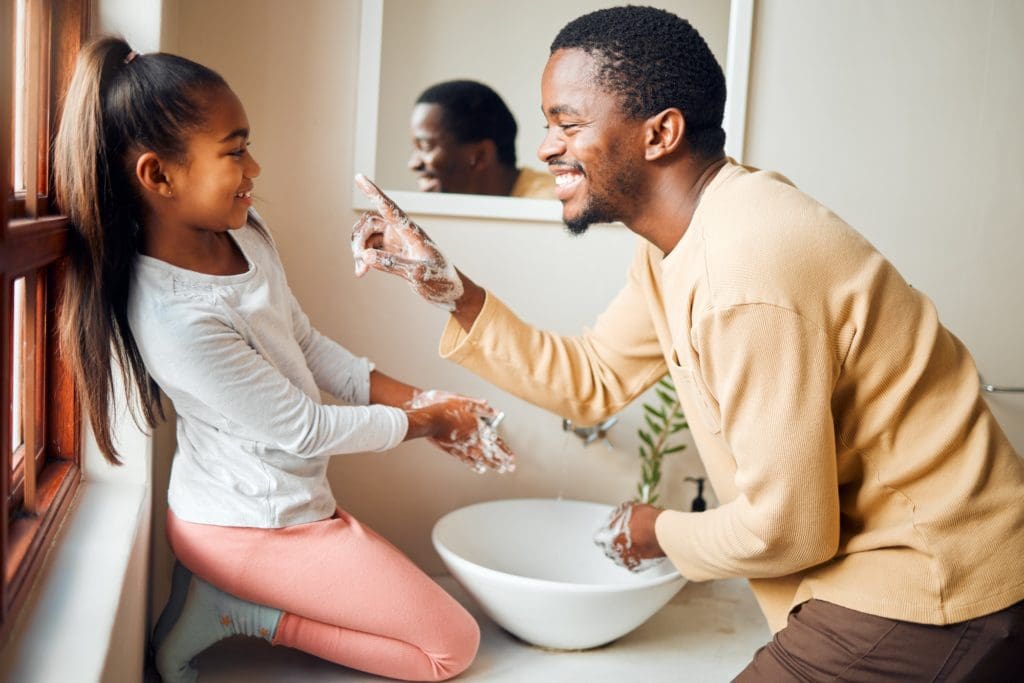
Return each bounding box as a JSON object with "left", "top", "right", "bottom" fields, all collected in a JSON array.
[{"left": 229, "top": 141, "right": 252, "bottom": 157}]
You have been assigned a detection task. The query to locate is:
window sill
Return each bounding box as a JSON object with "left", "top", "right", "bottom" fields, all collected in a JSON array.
[{"left": 0, "top": 478, "right": 151, "bottom": 682}]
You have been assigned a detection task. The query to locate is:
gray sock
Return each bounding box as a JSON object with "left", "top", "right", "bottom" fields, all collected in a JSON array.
[
  {"left": 152, "top": 561, "right": 193, "bottom": 653},
  {"left": 154, "top": 575, "right": 283, "bottom": 683}
]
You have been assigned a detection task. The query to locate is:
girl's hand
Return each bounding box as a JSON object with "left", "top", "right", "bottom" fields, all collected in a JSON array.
[
  {"left": 407, "top": 390, "right": 516, "bottom": 474},
  {"left": 351, "top": 174, "right": 464, "bottom": 311},
  {"left": 593, "top": 502, "right": 667, "bottom": 572}
]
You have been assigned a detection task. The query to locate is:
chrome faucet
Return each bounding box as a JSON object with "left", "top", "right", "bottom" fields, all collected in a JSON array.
[{"left": 562, "top": 416, "right": 618, "bottom": 446}]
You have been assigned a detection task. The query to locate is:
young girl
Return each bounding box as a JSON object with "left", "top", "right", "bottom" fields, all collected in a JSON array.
[{"left": 53, "top": 37, "right": 514, "bottom": 683}]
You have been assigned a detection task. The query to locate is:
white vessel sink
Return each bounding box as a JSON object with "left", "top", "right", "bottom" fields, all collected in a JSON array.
[{"left": 432, "top": 498, "right": 686, "bottom": 650}]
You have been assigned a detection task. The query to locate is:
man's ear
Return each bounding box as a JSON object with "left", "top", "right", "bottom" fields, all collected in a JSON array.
[
  {"left": 643, "top": 108, "right": 686, "bottom": 161},
  {"left": 135, "top": 152, "right": 175, "bottom": 199},
  {"left": 469, "top": 139, "right": 498, "bottom": 169}
]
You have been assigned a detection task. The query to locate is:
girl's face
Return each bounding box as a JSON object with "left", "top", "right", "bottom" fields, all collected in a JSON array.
[{"left": 165, "top": 86, "right": 260, "bottom": 232}]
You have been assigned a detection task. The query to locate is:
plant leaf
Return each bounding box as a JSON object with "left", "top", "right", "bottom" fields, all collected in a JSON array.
[
  {"left": 644, "top": 415, "right": 662, "bottom": 434},
  {"left": 643, "top": 404, "right": 666, "bottom": 421}
]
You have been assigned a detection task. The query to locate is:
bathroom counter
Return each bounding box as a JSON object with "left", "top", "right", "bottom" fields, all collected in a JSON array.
[{"left": 188, "top": 576, "right": 771, "bottom": 682}]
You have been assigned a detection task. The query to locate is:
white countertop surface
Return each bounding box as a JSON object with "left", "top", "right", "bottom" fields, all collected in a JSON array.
[{"left": 187, "top": 576, "right": 771, "bottom": 683}]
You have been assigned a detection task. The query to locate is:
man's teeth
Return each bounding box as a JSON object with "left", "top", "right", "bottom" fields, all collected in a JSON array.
[
  {"left": 555, "top": 173, "right": 582, "bottom": 187},
  {"left": 235, "top": 191, "right": 252, "bottom": 198}
]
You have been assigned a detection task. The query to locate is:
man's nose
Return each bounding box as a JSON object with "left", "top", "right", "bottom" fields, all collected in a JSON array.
[
  {"left": 537, "top": 128, "right": 565, "bottom": 163},
  {"left": 408, "top": 150, "right": 424, "bottom": 171}
]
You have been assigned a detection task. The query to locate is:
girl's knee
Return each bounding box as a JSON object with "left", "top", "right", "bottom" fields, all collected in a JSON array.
[{"left": 427, "top": 610, "right": 480, "bottom": 681}]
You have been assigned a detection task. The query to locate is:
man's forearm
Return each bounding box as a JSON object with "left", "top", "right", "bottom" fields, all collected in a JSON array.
[{"left": 452, "top": 270, "right": 486, "bottom": 332}]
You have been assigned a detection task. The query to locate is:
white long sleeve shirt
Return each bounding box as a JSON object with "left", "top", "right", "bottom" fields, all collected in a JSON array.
[{"left": 128, "top": 220, "right": 408, "bottom": 527}]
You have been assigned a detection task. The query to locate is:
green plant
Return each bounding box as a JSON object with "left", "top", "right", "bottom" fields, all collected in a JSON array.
[{"left": 635, "top": 376, "right": 689, "bottom": 504}]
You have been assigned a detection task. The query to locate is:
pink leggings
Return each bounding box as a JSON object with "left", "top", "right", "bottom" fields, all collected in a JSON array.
[{"left": 166, "top": 507, "right": 479, "bottom": 682}]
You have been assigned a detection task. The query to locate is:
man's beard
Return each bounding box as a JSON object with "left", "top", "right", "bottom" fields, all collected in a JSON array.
[
  {"left": 565, "top": 194, "right": 616, "bottom": 235},
  {"left": 563, "top": 164, "right": 640, "bottom": 235}
]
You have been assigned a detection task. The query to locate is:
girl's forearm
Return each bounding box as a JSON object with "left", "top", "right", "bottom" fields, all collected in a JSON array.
[
  {"left": 368, "top": 370, "right": 418, "bottom": 407},
  {"left": 369, "top": 370, "right": 436, "bottom": 441}
]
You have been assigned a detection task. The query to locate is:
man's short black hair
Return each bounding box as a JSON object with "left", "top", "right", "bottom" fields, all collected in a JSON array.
[
  {"left": 551, "top": 6, "right": 726, "bottom": 158},
  {"left": 416, "top": 80, "right": 518, "bottom": 168}
]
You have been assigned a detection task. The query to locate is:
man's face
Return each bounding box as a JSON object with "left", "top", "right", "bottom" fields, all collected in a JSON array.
[
  {"left": 538, "top": 49, "right": 645, "bottom": 234},
  {"left": 408, "top": 103, "right": 477, "bottom": 193}
]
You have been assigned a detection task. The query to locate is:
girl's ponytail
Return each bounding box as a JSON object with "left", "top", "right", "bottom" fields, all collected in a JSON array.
[
  {"left": 54, "top": 37, "right": 141, "bottom": 464},
  {"left": 53, "top": 37, "right": 237, "bottom": 463}
]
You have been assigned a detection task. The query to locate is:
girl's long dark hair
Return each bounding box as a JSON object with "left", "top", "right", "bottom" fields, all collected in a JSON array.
[{"left": 53, "top": 36, "right": 264, "bottom": 463}]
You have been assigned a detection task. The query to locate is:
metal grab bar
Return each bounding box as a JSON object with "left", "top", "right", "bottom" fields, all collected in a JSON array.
[{"left": 980, "top": 377, "right": 1024, "bottom": 393}]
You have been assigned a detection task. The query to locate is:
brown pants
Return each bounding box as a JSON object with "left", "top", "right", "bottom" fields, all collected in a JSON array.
[{"left": 734, "top": 598, "right": 1024, "bottom": 682}]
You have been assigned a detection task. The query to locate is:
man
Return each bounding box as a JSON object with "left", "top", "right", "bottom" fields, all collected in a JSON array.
[
  {"left": 355, "top": 6, "right": 1024, "bottom": 680},
  {"left": 409, "top": 80, "right": 555, "bottom": 198}
]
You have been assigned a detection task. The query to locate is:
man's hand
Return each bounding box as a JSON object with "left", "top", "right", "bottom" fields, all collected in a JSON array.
[
  {"left": 593, "top": 501, "right": 667, "bottom": 572},
  {"left": 351, "top": 174, "right": 464, "bottom": 311},
  {"left": 407, "top": 390, "right": 516, "bottom": 474}
]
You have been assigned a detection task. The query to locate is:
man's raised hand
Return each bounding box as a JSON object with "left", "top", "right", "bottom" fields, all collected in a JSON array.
[{"left": 351, "top": 174, "right": 464, "bottom": 311}]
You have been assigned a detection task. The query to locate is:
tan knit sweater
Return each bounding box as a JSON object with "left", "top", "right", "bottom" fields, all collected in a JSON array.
[{"left": 440, "top": 160, "right": 1024, "bottom": 632}]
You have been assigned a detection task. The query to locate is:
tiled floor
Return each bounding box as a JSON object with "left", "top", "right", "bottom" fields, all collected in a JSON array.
[{"left": 189, "top": 576, "right": 770, "bottom": 683}]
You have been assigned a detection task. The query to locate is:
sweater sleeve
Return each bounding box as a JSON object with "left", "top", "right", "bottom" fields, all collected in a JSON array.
[
  {"left": 287, "top": 288, "right": 373, "bottom": 405},
  {"left": 439, "top": 244, "right": 668, "bottom": 425},
  {"left": 655, "top": 303, "right": 841, "bottom": 580},
  {"left": 146, "top": 298, "right": 407, "bottom": 457}
]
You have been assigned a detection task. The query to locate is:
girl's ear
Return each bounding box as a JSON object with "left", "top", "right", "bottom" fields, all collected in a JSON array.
[
  {"left": 643, "top": 108, "right": 686, "bottom": 161},
  {"left": 135, "top": 152, "right": 175, "bottom": 198}
]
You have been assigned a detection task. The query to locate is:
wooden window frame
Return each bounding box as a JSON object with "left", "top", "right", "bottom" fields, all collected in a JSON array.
[{"left": 1, "top": 0, "right": 89, "bottom": 643}]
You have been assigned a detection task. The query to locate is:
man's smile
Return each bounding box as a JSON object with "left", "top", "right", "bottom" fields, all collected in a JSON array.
[{"left": 550, "top": 162, "right": 585, "bottom": 201}]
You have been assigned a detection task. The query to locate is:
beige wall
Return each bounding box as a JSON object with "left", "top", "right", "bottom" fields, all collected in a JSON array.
[
  {"left": 743, "top": 0, "right": 1023, "bottom": 450},
  {"left": 375, "top": 0, "right": 731, "bottom": 190},
  {"left": 161, "top": 0, "right": 1023, "bottom": 583},
  {"left": 166, "top": 0, "right": 707, "bottom": 577}
]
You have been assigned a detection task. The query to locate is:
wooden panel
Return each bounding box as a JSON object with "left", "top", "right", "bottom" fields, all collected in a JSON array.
[
  {"left": 1, "top": 0, "right": 13, "bottom": 241},
  {"left": 21, "top": 271, "right": 37, "bottom": 512},
  {"left": 23, "top": 0, "right": 42, "bottom": 218},
  {"left": 46, "top": 259, "right": 77, "bottom": 459},
  {"left": 5, "top": 460, "right": 78, "bottom": 601},
  {"left": 0, "top": 0, "right": 89, "bottom": 641},
  {"left": 0, "top": 216, "right": 69, "bottom": 273},
  {"left": 0, "top": 276, "right": 10, "bottom": 624}
]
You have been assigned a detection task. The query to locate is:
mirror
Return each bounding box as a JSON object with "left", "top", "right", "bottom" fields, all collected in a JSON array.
[{"left": 353, "top": 0, "right": 753, "bottom": 221}]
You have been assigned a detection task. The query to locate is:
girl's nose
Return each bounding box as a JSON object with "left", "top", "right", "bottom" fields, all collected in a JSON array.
[{"left": 246, "top": 152, "right": 262, "bottom": 179}]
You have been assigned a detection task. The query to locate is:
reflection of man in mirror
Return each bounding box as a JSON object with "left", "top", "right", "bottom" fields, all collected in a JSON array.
[{"left": 408, "top": 80, "right": 555, "bottom": 199}]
